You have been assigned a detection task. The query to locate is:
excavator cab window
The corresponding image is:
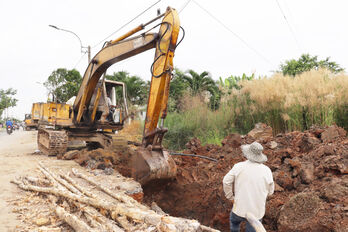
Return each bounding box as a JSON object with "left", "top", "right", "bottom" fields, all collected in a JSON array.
[
  {"left": 25, "top": 114, "right": 31, "bottom": 120},
  {"left": 104, "top": 80, "right": 128, "bottom": 124},
  {"left": 90, "top": 79, "right": 129, "bottom": 125}
]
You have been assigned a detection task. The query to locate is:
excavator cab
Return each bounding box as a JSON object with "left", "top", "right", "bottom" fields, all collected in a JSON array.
[
  {"left": 105, "top": 80, "right": 129, "bottom": 125},
  {"left": 25, "top": 114, "right": 31, "bottom": 120},
  {"left": 89, "top": 79, "right": 128, "bottom": 126}
]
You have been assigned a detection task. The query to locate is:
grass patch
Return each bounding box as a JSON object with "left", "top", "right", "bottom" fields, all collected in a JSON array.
[{"left": 164, "top": 96, "right": 235, "bottom": 150}]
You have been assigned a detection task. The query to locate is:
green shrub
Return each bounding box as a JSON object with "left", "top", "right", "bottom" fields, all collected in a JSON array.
[{"left": 164, "top": 96, "right": 235, "bottom": 150}]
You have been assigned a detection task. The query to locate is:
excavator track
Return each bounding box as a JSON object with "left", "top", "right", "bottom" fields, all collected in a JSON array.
[{"left": 38, "top": 129, "right": 68, "bottom": 156}]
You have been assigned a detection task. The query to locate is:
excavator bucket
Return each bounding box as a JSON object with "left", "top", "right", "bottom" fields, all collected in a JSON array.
[{"left": 132, "top": 147, "right": 177, "bottom": 184}]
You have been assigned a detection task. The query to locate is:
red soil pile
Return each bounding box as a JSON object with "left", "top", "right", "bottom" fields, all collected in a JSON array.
[
  {"left": 143, "top": 125, "right": 348, "bottom": 232},
  {"left": 60, "top": 124, "right": 347, "bottom": 231}
]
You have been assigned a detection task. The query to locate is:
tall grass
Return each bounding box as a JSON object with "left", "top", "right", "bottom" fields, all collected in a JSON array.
[
  {"left": 231, "top": 69, "right": 348, "bottom": 134},
  {"left": 164, "top": 69, "right": 348, "bottom": 149},
  {"left": 164, "top": 96, "right": 235, "bottom": 150}
]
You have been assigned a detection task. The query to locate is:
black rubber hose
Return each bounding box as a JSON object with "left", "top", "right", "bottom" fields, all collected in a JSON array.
[{"left": 169, "top": 152, "right": 218, "bottom": 162}]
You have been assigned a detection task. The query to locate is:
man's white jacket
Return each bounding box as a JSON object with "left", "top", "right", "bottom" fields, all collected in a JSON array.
[{"left": 223, "top": 160, "right": 274, "bottom": 220}]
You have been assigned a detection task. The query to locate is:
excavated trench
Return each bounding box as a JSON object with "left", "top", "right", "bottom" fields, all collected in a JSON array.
[{"left": 142, "top": 144, "right": 240, "bottom": 232}]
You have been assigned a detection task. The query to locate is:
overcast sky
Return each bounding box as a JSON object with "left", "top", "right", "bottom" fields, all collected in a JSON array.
[{"left": 1, "top": 0, "right": 347, "bottom": 119}]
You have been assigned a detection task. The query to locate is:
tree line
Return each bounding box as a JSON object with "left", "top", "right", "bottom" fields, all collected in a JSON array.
[
  {"left": 0, "top": 53, "right": 343, "bottom": 123},
  {"left": 43, "top": 53, "right": 344, "bottom": 111}
]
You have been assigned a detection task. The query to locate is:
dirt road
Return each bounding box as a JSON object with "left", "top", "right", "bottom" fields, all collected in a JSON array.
[{"left": 0, "top": 130, "right": 53, "bottom": 231}]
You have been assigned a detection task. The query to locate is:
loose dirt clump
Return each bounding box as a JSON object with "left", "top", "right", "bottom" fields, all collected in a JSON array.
[{"left": 60, "top": 146, "right": 136, "bottom": 178}]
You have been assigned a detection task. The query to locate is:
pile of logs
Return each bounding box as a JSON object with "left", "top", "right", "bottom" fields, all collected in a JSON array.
[{"left": 11, "top": 162, "right": 218, "bottom": 232}]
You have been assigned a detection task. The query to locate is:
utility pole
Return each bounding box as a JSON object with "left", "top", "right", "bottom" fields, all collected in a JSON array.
[
  {"left": 88, "top": 45, "right": 91, "bottom": 63},
  {"left": 49, "top": 25, "right": 91, "bottom": 64}
]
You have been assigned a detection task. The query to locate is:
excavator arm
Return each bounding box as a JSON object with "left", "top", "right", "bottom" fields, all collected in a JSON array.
[
  {"left": 142, "top": 7, "right": 180, "bottom": 148},
  {"left": 72, "top": 7, "right": 181, "bottom": 184}
]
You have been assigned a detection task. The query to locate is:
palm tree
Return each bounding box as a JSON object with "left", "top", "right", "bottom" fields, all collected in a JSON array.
[
  {"left": 106, "top": 71, "right": 147, "bottom": 105},
  {"left": 176, "top": 69, "right": 218, "bottom": 97},
  {"left": 176, "top": 69, "right": 220, "bottom": 109}
]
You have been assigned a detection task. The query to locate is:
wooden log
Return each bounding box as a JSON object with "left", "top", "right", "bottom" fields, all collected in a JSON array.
[
  {"left": 84, "top": 212, "right": 105, "bottom": 231},
  {"left": 61, "top": 173, "right": 126, "bottom": 231},
  {"left": 55, "top": 205, "right": 96, "bottom": 232},
  {"left": 72, "top": 168, "right": 147, "bottom": 210},
  {"left": 60, "top": 173, "right": 125, "bottom": 231},
  {"left": 112, "top": 215, "right": 134, "bottom": 231},
  {"left": 38, "top": 163, "right": 81, "bottom": 195},
  {"left": 24, "top": 176, "right": 51, "bottom": 186},
  {"left": 60, "top": 172, "right": 97, "bottom": 198},
  {"left": 37, "top": 165, "right": 60, "bottom": 188},
  {"left": 157, "top": 216, "right": 201, "bottom": 232},
  {"left": 200, "top": 225, "right": 221, "bottom": 232},
  {"left": 13, "top": 179, "right": 123, "bottom": 231},
  {"left": 151, "top": 202, "right": 166, "bottom": 215},
  {"left": 81, "top": 204, "right": 124, "bottom": 232},
  {"left": 11, "top": 179, "right": 152, "bottom": 223}
]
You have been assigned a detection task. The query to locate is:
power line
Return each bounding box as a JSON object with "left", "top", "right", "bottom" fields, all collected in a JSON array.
[
  {"left": 282, "top": 0, "right": 293, "bottom": 20},
  {"left": 275, "top": 0, "right": 301, "bottom": 51},
  {"left": 179, "top": 0, "right": 192, "bottom": 14},
  {"left": 73, "top": 52, "right": 87, "bottom": 69},
  {"left": 192, "top": 0, "right": 273, "bottom": 66},
  {"left": 92, "top": 0, "right": 162, "bottom": 49}
]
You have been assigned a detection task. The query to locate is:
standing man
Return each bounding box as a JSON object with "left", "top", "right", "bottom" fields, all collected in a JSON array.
[{"left": 223, "top": 142, "right": 274, "bottom": 232}]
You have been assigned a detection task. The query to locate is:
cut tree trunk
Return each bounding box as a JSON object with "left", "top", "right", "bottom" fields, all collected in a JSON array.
[
  {"left": 55, "top": 205, "right": 96, "bottom": 232},
  {"left": 71, "top": 168, "right": 146, "bottom": 209}
]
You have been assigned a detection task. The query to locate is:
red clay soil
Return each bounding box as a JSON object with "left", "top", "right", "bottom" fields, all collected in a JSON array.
[
  {"left": 142, "top": 125, "right": 348, "bottom": 232},
  {"left": 62, "top": 125, "right": 347, "bottom": 232}
]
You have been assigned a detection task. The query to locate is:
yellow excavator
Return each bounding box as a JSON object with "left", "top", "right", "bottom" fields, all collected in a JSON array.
[
  {"left": 38, "top": 7, "right": 181, "bottom": 184},
  {"left": 24, "top": 102, "right": 43, "bottom": 130}
]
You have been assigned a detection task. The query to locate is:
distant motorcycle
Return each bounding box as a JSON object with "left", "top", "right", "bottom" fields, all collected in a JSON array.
[{"left": 6, "top": 125, "right": 13, "bottom": 135}]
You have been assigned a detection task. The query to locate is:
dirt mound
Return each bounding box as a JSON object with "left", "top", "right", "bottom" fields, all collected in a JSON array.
[{"left": 142, "top": 125, "right": 348, "bottom": 232}]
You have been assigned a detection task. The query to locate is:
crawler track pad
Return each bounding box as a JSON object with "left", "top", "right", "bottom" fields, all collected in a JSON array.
[
  {"left": 38, "top": 129, "right": 68, "bottom": 156},
  {"left": 131, "top": 147, "right": 177, "bottom": 185}
]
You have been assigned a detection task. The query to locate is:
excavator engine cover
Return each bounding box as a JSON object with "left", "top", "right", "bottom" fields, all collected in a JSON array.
[{"left": 132, "top": 147, "right": 177, "bottom": 184}]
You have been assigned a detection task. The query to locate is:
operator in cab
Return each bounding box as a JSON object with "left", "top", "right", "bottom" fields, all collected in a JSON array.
[{"left": 223, "top": 142, "right": 274, "bottom": 232}]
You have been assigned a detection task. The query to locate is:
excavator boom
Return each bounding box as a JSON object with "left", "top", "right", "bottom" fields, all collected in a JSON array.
[{"left": 73, "top": 33, "right": 158, "bottom": 124}]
